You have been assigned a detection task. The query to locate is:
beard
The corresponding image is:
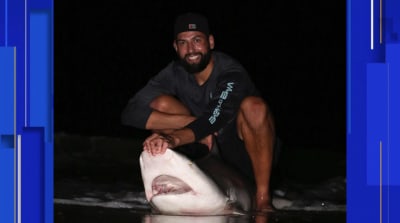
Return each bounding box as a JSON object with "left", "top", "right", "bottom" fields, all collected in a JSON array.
[{"left": 178, "top": 50, "right": 212, "bottom": 74}]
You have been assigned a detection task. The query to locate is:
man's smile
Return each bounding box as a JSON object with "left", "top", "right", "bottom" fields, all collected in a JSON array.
[{"left": 185, "top": 54, "right": 201, "bottom": 63}]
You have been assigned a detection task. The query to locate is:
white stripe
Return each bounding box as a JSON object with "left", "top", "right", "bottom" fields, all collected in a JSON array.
[
  {"left": 18, "top": 135, "right": 22, "bottom": 223},
  {"left": 24, "top": 0, "right": 27, "bottom": 126},
  {"left": 371, "top": 0, "right": 374, "bottom": 50},
  {"left": 387, "top": 63, "right": 390, "bottom": 223},
  {"left": 14, "top": 45, "right": 17, "bottom": 223}
]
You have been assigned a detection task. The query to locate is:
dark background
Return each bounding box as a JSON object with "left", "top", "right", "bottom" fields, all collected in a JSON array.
[{"left": 55, "top": 1, "right": 346, "bottom": 151}]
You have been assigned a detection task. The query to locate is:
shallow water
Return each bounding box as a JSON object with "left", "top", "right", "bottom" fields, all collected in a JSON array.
[{"left": 55, "top": 204, "right": 346, "bottom": 223}]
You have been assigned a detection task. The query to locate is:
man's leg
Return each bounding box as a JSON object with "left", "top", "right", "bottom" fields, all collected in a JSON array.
[
  {"left": 149, "top": 95, "right": 191, "bottom": 115},
  {"left": 236, "top": 96, "right": 276, "bottom": 211},
  {"left": 145, "top": 95, "right": 194, "bottom": 131}
]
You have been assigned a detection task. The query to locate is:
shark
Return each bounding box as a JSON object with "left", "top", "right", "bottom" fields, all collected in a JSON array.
[{"left": 139, "top": 147, "right": 254, "bottom": 215}]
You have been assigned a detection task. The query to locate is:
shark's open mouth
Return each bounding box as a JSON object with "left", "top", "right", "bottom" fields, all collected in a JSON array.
[{"left": 151, "top": 175, "right": 193, "bottom": 197}]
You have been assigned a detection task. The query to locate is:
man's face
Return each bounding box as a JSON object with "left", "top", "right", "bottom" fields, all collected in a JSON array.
[{"left": 174, "top": 31, "right": 214, "bottom": 74}]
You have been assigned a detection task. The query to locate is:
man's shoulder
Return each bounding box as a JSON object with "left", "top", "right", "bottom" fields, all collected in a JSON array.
[
  {"left": 214, "top": 51, "right": 236, "bottom": 62},
  {"left": 213, "top": 51, "right": 246, "bottom": 72}
]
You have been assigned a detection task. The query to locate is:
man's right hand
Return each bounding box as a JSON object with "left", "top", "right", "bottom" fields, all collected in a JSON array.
[
  {"left": 198, "top": 133, "right": 217, "bottom": 151},
  {"left": 143, "top": 133, "right": 174, "bottom": 156}
]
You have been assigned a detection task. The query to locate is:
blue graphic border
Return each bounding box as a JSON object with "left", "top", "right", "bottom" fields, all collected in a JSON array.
[
  {"left": 348, "top": 0, "right": 400, "bottom": 223},
  {"left": 0, "top": 0, "right": 53, "bottom": 223},
  {"left": 1, "top": 0, "right": 400, "bottom": 222}
]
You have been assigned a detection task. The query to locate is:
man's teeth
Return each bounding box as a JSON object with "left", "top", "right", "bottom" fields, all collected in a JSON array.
[{"left": 188, "top": 55, "right": 199, "bottom": 60}]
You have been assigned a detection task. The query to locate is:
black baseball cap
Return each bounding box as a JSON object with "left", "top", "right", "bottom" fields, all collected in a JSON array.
[{"left": 173, "top": 12, "right": 210, "bottom": 38}]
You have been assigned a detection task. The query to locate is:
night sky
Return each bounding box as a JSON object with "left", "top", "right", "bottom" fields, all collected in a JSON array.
[{"left": 55, "top": 1, "right": 346, "bottom": 150}]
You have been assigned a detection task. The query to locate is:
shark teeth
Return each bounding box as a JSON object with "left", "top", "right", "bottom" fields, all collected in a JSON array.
[{"left": 151, "top": 175, "right": 193, "bottom": 197}]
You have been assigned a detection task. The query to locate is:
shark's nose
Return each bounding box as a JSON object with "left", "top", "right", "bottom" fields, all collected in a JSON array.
[{"left": 141, "top": 149, "right": 174, "bottom": 164}]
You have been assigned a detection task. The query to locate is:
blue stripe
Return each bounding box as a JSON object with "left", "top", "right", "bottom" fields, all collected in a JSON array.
[
  {"left": 346, "top": 0, "right": 351, "bottom": 134},
  {"left": 387, "top": 44, "right": 400, "bottom": 185},
  {"left": 0, "top": 149, "right": 13, "bottom": 223},
  {"left": 29, "top": 10, "right": 54, "bottom": 223},
  {"left": 366, "top": 63, "right": 388, "bottom": 185},
  {"left": 0, "top": 47, "right": 14, "bottom": 134},
  {"left": 29, "top": 12, "right": 51, "bottom": 142},
  {"left": 22, "top": 128, "right": 44, "bottom": 223},
  {"left": 4, "top": 0, "right": 7, "bottom": 46}
]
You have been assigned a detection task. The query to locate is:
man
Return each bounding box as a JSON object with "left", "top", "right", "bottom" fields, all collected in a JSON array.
[{"left": 121, "top": 12, "right": 276, "bottom": 211}]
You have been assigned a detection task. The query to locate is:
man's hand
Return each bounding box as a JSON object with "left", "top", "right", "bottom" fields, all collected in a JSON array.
[
  {"left": 143, "top": 128, "right": 196, "bottom": 156},
  {"left": 198, "top": 134, "right": 213, "bottom": 151},
  {"left": 198, "top": 132, "right": 218, "bottom": 151},
  {"left": 143, "top": 133, "right": 176, "bottom": 156}
]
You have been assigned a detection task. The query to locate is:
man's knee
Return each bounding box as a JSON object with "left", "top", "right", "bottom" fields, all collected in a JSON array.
[
  {"left": 149, "top": 95, "right": 175, "bottom": 112},
  {"left": 240, "top": 96, "right": 270, "bottom": 121},
  {"left": 149, "top": 95, "right": 191, "bottom": 115}
]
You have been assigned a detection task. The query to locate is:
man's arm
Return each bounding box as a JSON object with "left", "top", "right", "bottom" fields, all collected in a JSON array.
[{"left": 187, "top": 74, "right": 253, "bottom": 141}]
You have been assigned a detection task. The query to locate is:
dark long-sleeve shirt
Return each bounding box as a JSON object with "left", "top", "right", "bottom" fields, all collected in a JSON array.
[{"left": 121, "top": 51, "right": 260, "bottom": 141}]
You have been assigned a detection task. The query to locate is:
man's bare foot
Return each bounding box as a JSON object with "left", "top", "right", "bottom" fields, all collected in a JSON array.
[
  {"left": 254, "top": 215, "right": 269, "bottom": 223},
  {"left": 256, "top": 204, "right": 275, "bottom": 213},
  {"left": 255, "top": 192, "right": 275, "bottom": 212}
]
